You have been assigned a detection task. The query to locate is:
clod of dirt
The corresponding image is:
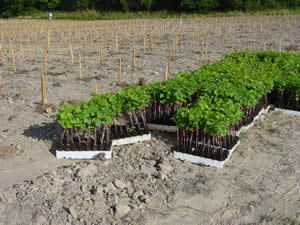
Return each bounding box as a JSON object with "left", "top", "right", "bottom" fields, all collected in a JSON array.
[
  {"left": 76, "top": 164, "right": 98, "bottom": 177},
  {"left": 114, "top": 204, "right": 131, "bottom": 218},
  {"left": 0, "top": 146, "right": 22, "bottom": 159},
  {"left": 35, "top": 104, "right": 57, "bottom": 114},
  {"left": 113, "top": 179, "right": 128, "bottom": 189}
]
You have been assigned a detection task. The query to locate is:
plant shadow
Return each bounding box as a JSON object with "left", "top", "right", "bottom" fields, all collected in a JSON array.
[
  {"left": 23, "top": 121, "right": 62, "bottom": 157},
  {"left": 151, "top": 130, "right": 177, "bottom": 152}
]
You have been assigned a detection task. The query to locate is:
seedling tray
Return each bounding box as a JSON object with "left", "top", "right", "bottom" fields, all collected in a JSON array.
[
  {"left": 56, "top": 133, "right": 151, "bottom": 159},
  {"left": 274, "top": 108, "right": 300, "bottom": 117},
  {"left": 237, "top": 106, "right": 270, "bottom": 136},
  {"left": 56, "top": 144, "right": 113, "bottom": 159},
  {"left": 147, "top": 123, "right": 177, "bottom": 132},
  {"left": 174, "top": 140, "right": 240, "bottom": 168},
  {"left": 112, "top": 133, "right": 151, "bottom": 146}
]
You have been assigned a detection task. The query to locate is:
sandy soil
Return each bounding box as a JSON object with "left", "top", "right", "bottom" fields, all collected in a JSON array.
[{"left": 0, "top": 16, "right": 300, "bottom": 225}]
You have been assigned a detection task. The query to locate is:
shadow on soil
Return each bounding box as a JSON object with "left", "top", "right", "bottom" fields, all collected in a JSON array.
[{"left": 23, "top": 121, "right": 61, "bottom": 157}]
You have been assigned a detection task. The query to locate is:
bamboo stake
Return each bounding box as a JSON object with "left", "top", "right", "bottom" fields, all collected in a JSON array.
[
  {"left": 165, "top": 64, "right": 168, "bottom": 81},
  {"left": 118, "top": 56, "right": 122, "bottom": 85},
  {"left": 100, "top": 45, "right": 103, "bottom": 65},
  {"left": 69, "top": 42, "right": 74, "bottom": 65},
  {"left": 79, "top": 54, "right": 82, "bottom": 80},
  {"left": 9, "top": 40, "right": 16, "bottom": 73},
  {"left": 41, "top": 73, "right": 45, "bottom": 106},
  {"left": 209, "top": 56, "right": 213, "bottom": 64},
  {"left": 94, "top": 84, "right": 97, "bottom": 94},
  {"left": 0, "top": 44, "right": 2, "bottom": 58},
  {"left": 44, "top": 47, "right": 48, "bottom": 75},
  {"left": 132, "top": 47, "right": 135, "bottom": 71},
  {"left": 172, "top": 39, "right": 176, "bottom": 57},
  {"left": 168, "top": 49, "right": 171, "bottom": 73}
]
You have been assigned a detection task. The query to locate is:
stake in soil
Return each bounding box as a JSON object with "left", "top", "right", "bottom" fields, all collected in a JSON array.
[
  {"left": 118, "top": 57, "right": 122, "bottom": 85},
  {"left": 44, "top": 47, "right": 48, "bottom": 75},
  {"left": 41, "top": 74, "right": 45, "bottom": 106}
]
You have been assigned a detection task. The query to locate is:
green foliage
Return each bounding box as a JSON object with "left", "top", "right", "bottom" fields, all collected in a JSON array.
[
  {"left": 174, "top": 51, "right": 299, "bottom": 135},
  {"left": 57, "top": 92, "right": 123, "bottom": 130},
  {"left": 174, "top": 96, "right": 243, "bottom": 135},
  {"left": 2, "top": 0, "right": 300, "bottom": 17},
  {"left": 181, "top": 0, "right": 221, "bottom": 12},
  {"left": 57, "top": 51, "right": 299, "bottom": 135},
  {"left": 145, "top": 73, "right": 198, "bottom": 105},
  {"left": 117, "top": 85, "right": 150, "bottom": 113}
]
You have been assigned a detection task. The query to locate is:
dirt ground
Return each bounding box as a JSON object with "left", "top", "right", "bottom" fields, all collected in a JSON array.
[{"left": 0, "top": 16, "right": 300, "bottom": 225}]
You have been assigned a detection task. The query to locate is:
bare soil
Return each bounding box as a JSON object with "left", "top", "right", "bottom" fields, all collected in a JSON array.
[{"left": 0, "top": 16, "right": 300, "bottom": 225}]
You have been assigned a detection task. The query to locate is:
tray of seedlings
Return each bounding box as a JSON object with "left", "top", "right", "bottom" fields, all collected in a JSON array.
[
  {"left": 235, "top": 96, "right": 270, "bottom": 136},
  {"left": 172, "top": 51, "right": 280, "bottom": 168},
  {"left": 112, "top": 85, "right": 151, "bottom": 146},
  {"left": 256, "top": 51, "right": 300, "bottom": 116},
  {"left": 145, "top": 74, "right": 199, "bottom": 132},
  {"left": 173, "top": 96, "right": 242, "bottom": 168},
  {"left": 56, "top": 86, "right": 151, "bottom": 159}
]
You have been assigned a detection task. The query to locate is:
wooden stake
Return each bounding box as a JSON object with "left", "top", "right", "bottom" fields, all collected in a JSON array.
[
  {"left": 9, "top": 40, "right": 16, "bottom": 73},
  {"left": 79, "top": 54, "right": 82, "bottom": 80},
  {"left": 94, "top": 84, "right": 97, "bottom": 94},
  {"left": 172, "top": 39, "right": 176, "bottom": 57},
  {"left": 132, "top": 47, "right": 135, "bottom": 71},
  {"left": 0, "top": 44, "right": 2, "bottom": 58},
  {"left": 118, "top": 57, "right": 122, "bottom": 85},
  {"left": 69, "top": 42, "right": 74, "bottom": 65},
  {"left": 168, "top": 49, "right": 171, "bottom": 73},
  {"left": 165, "top": 64, "right": 168, "bottom": 81},
  {"left": 41, "top": 73, "right": 45, "bottom": 106},
  {"left": 100, "top": 45, "right": 103, "bottom": 65},
  {"left": 44, "top": 47, "right": 48, "bottom": 75}
]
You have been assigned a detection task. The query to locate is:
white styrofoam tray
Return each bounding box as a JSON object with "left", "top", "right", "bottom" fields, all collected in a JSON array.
[
  {"left": 147, "top": 123, "right": 177, "bottom": 132},
  {"left": 56, "top": 145, "right": 112, "bottom": 159},
  {"left": 237, "top": 106, "right": 270, "bottom": 136},
  {"left": 56, "top": 133, "right": 151, "bottom": 159},
  {"left": 112, "top": 133, "right": 151, "bottom": 146},
  {"left": 274, "top": 108, "right": 300, "bottom": 116},
  {"left": 174, "top": 140, "right": 240, "bottom": 168}
]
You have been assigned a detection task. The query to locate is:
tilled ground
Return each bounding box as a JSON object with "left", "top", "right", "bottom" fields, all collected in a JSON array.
[{"left": 1, "top": 111, "right": 300, "bottom": 225}]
